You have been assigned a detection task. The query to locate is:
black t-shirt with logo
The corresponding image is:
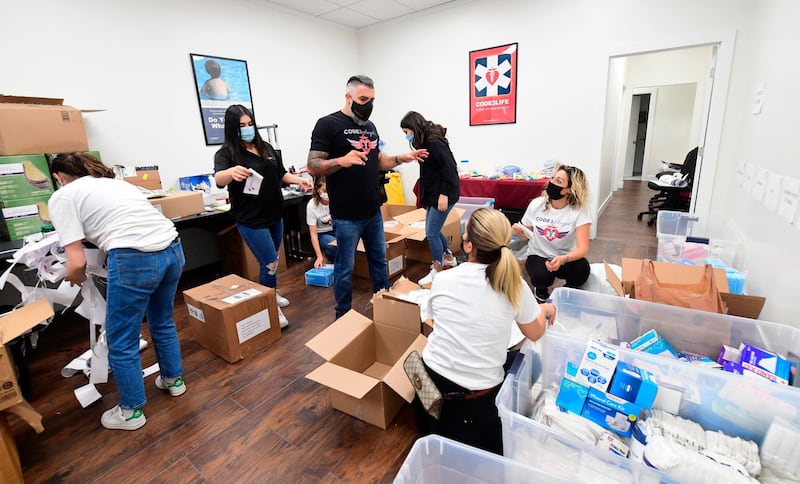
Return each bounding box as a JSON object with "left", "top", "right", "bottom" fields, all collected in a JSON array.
[
  {"left": 310, "top": 111, "right": 381, "bottom": 220},
  {"left": 214, "top": 145, "right": 287, "bottom": 228}
]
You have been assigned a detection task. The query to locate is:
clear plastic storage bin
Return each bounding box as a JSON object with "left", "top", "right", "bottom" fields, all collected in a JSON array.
[
  {"left": 455, "top": 196, "right": 495, "bottom": 223},
  {"left": 656, "top": 210, "right": 739, "bottom": 266},
  {"left": 497, "top": 331, "right": 800, "bottom": 482},
  {"left": 393, "top": 435, "right": 569, "bottom": 484}
]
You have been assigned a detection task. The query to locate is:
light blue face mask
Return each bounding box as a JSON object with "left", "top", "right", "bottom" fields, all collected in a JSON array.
[
  {"left": 405, "top": 133, "right": 414, "bottom": 143},
  {"left": 240, "top": 125, "right": 256, "bottom": 142}
]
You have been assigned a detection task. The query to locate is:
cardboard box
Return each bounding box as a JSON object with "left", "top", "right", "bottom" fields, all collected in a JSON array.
[
  {"left": 1, "top": 401, "right": 44, "bottom": 484},
  {"left": 124, "top": 167, "right": 162, "bottom": 190},
  {"left": 217, "top": 225, "right": 286, "bottom": 282},
  {"left": 605, "top": 258, "right": 766, "bottom": 319},
  {"left": 0, "top": 96, "right": 89, "bottom": 155},
  {"left": 182, "top": 275, "right": 281, "bottom": 363},
  {"left": 0, "top": 193, "right": 53, "bottom": 241},
  {"left": 148, "top": 190, "right": 204, "bottom": 219},
  {"left": 352, "top": 225, "right": 407, "bottom": 280},
  {"left": 305, "top": 293, "right": 426, "bottom": 429},
  {"left": 385, "top": 205, "right": 464, "bottom": 262},
  {"left": 0, "top": 299, "right": 53, "bottom": 411},
  {"left": 0, "top": 154, "right": 54, "bottom": 200}
]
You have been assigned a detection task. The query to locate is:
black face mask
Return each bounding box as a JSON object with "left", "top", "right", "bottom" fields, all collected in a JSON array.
[
  {"left": 351, "top": 99, "right": 374, "bottom": 122},
  {"left": 546, "top": 182, "right": 567, "bottom": 201}
]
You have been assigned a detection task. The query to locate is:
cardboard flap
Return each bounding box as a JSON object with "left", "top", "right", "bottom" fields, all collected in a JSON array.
[
  {"left": 0, "top": 95, "right": 63, "bottom": 105},
  {"left": 392, "top": 208, "right": 427, "bottom": 225},
  {"left": 0, "top": 298, "right": 53, "bottom": 343},
  {"left": 5, "top": 400, "right": 44, "bottom": 433},
  {"left": 383, "top": 335, "right": 428, "bottom": 402},
  {"left": 604, "top": 261, "right": 625, "bottom": 297},
  {"left": 306, "top": 362, "right": 379, "bottom": 399},
  {"left": 373, "top": 294, "right": 422, "bottom": 333},
  {"left": 721, "top": 293, "right": 766, "bottom": 319},
  {"left": 305, "top": 310, "right": 372, "bottom": 360}
]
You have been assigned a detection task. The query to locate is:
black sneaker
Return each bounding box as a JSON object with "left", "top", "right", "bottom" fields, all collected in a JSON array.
[{"left": 534, "top": 288, "right": 549, "bottom": 303}]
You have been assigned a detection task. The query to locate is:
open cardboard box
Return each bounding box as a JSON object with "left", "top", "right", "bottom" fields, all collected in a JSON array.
[
  {"left": 124, "top": 167, "right": 162, "bottom": 190},
  {"left": 0, "top": 96, "right": 89, "bottom": 156},
  {"left": 183, "top": 274, "right": 281, "bottom": 363},
  {"left": 305, "top": 291, "right": 426, "bottom": 429},
  {"left": 148, "top": 190, "right": 204, "bottom": 219},
  {"left": 330, "top": 223, "right": 407, "bottom": 280},
  {"left": 0, "top": 299, "right": 48, "bottom": 483},
  {"left": 383, "top": 205, "right": 464, "bottom": 262},
  {"left": 604, "top": 258, "right": 766, "bottom": 319}
]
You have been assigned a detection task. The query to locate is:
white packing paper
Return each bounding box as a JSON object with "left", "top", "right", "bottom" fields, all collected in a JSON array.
[{"left": 74, "top": 383, "right": 103, "bottom": 408}]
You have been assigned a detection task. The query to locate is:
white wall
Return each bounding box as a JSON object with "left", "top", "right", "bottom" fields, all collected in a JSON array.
[
  {"left": 647, "top": 83, "right": 696, "bottom": 176},
  {"left": 2, "top": 0, "right": 359, "bottom": 188}
]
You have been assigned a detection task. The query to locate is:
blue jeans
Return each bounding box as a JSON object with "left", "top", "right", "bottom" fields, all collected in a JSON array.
[
  {"left": 333, "top": 211, "right": 388, "bottom": 318},
  {"left": 318, "top": 231, "right": 337, "bottom": 261},
  {"left": 106, "top": 239, "right": 185, "bottom": 410},
  {"left": 426, "top": 204, "right": 455, "bottom": 264},
  {"left": 237, "top": 221, "right": 283, "bottom": 288}
]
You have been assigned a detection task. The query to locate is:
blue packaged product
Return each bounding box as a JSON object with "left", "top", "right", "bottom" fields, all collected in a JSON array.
[
  {"left": 630, "top": 329, "right": 678, "bottom": 358},
  {"left": 580, "top": 387, "right": 643, "bottom": 438},
  {"left": 556, "top": 361, "right": 589, "bottom": 415}
]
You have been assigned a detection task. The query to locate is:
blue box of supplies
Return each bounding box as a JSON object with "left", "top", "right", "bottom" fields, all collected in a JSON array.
[{"left": 305, "top": 266, "right": 334, "bottom": 287}]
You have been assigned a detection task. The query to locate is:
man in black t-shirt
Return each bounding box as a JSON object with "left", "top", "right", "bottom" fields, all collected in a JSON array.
[{"left": 308, "top": 75, "right": 428, "bottom": 319}]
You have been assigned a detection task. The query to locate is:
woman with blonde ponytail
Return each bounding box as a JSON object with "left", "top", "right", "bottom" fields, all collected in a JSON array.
[{"left": 418, "top": 208, "right": 555, "bottom": 454}]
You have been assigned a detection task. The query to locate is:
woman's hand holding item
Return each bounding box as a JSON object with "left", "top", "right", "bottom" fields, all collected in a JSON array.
[
  {"left": 545, "top": 255, "right": 567, "bottom": 272},
  {"left": 229, "top": 165, "right": 252, "bottom": 182},
  {"left": 512, "top": 223, "right": 530, "bottom": 240}
]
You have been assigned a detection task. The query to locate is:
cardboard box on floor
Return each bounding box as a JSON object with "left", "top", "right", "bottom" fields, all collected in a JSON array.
[
  {"left": 354, "top": 225, "right": 407, "bottom": 280},
  {"left": 217, "top": 225, "right": 287, "bottom": 282},
  {"left": 605, "top": 258, "right": 766, "bottom": 319},
  {"left": 0, "top": 299, "right": 48, "bottom": 484},
  {"left": 148, "top": 191, "right": 204, "bottom": 219},
  {"left": 382, "top": 205, "right": 464, "bottom": 262},
  {"left": 183, "top": 274, "right": 281, "bottom": 363},
  {"left": 0, "top": 96, "right": 89, "bottom": 156},
  {"left": 305, "top": 292, "right": 426, "bottom": 429}
]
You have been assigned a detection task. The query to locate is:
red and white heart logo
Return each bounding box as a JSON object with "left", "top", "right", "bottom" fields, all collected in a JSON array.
[{"left": 486, "top": 68, "right": 499, "bottom": 85}]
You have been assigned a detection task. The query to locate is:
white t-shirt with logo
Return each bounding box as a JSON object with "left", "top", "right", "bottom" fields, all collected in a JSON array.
[
  {"left": 306, "top": 200, "right": 333, "bottom": 234},
  {"left": 520, "top": 197, "right": 592, "bottom": 259},
  {"left": 422, "top": 262, "right": 540, "bottom": 390},
  {"left": 48, "top": 176, "right": 177, "bottom": 252}
]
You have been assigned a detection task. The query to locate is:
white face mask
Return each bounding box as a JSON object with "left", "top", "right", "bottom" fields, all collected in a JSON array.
[{"left": 319, "top": 192, "right": 329, "bottom": 201}]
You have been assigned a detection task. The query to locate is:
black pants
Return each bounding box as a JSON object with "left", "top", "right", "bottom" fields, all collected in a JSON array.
[
  {"left": 413, "top": 362, "right": 503, "bottom": 455},
  {"left": 525, "top": 254, "right": 590, "bottom": 293}
]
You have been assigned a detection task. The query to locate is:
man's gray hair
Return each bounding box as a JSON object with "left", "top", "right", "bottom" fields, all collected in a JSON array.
[{"left": 346, "top": 74, "right": 374, "bottom": 90}]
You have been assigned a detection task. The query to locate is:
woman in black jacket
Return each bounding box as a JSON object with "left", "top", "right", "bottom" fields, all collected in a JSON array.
[{"left": 400, "top": 111, "right": 461, "bottom": 285}]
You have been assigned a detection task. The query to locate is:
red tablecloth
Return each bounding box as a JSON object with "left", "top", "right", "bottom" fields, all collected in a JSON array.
[{"left": 459, "top": 177, "right": 548, "bottom": 210}]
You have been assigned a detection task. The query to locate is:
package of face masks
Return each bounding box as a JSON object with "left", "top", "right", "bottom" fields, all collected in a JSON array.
[
  {"left": 629, "top": 329, "right": 678, "bottom": 358},
  {"left": 574, "top": 339, "right": 618, "bottom": 391}
]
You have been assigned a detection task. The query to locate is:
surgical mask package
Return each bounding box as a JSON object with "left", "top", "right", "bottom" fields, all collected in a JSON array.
[
  {"left": 575, "top": 338, "right": 619, "bottom": 391},
  {"left": 628, "top": 328, "right": 678, "bottom": 358},
  {"left": 555, "top": 361, "right": 589, "bottom": 415}
]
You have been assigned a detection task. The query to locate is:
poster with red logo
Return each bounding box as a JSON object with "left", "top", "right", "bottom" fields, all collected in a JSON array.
[{"left": 469, "top": 43, "right": 518, "bottom": 126}]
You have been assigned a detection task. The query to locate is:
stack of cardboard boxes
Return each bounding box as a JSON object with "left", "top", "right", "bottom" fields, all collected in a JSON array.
[{"left": 0, "top": 96, "right": 90, "bottom": 240}]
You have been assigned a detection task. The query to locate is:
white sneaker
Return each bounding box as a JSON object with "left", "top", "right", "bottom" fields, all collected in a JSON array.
[
  {"left": 155, "top": 375, "right": 186, "bottom": 397},
  {"left": 278, "top": 306, "right": 289, "bottom": 328},
  {"left": 276, "top": 293, "right": 290, "bottom": 308},
  {"left": 442, "top": 256, "right": 458, "bottom": 269},
  {"left": 418, "top": 267, "right": 438, "bottom": 286},
  {"left": 101, "top": 405, "right": 146, "bottom": 431}
]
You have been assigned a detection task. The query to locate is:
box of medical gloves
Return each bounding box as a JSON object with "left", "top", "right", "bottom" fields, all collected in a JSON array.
[
  {"left": 183, "top": 274, "right": 281, "bottom": 363},
  {"left": 607, "top": 361, "right": 658, "bottom": 409}
]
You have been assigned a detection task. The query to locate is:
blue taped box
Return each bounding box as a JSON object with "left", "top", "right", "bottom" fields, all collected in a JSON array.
[
  {"left": 581, "top": 387, "right": 643, "bottom": 438},
  {"left": 629, "top": 328, "right": 678, "bottom": 358},
  {"left": 305, "top": 267, "right": 334, "bottom": 287}
]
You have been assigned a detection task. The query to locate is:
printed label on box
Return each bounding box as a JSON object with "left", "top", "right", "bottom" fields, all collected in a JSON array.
[
  {"left": 236, "top": 308, "right": 271, "bottom": 343},
  {"left": 187, "top": 303, "right": 205, "bottom": 322},
  {"left": 388, "top": 254, "right": 403, "bottom": 275},
  {"left": 222, "top": 288, "right": 263, "bottom": 305}
]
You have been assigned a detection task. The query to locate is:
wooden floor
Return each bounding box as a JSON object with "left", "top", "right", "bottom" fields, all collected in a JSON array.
[{"left": 10, "top": 181, "right": 658, "bottom": 483}]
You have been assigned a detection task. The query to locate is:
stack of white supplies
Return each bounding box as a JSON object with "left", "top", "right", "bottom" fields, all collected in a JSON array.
[
  {"left": 531, "top": 385, "right": 608, "bottom": 446},
  {"left": 759, "top": 418, "right": 800, "bottom": 483},
  {"left": 633, "top": 409, "right": 761, "bottom": 483}
]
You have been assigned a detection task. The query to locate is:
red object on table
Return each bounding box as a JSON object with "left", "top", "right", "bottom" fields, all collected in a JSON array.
[{"left": 459, "top": 177, "right": 548, "bottom": 210}]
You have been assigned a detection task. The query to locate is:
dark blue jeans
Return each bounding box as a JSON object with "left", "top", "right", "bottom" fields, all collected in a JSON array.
[
  {"left": 333, "top": 211, "right": 388, "bottom": 318},
  {"left": 106, "top": 238, "right": 185, "bottom": 410},
  {"left": 237, "top": 220, "right": 283, "bottom": 288},
  {"left": 425, "top": 203, "right": 455, "bottom": 264},
  {"left": 318, "top": 231, "right": 337, "bottom": 261}
]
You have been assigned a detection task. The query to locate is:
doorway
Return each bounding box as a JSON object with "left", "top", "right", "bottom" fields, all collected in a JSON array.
[{"left": 626, "top": 93, "right": 651, "bottom": 178}]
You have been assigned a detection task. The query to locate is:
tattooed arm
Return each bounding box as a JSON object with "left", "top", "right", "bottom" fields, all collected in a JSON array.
[{"left": 307, "top": 149, "right": 367, "bottom": 176}]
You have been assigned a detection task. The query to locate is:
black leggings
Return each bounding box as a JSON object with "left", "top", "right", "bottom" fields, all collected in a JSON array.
[
  {"left": 525, "top": 254, "right": 590, "bottom": 292},
  {"left": 413, "top": 362, "right": 503, "bottom": 455}
]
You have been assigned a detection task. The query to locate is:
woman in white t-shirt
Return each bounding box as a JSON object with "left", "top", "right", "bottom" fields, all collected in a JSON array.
[
  {"left": 306, "top": 176, "right": 337, "bottom": 268},
  {"left": 420, "top": 208, "right": 555, "bottom": 454},
  {"left": 48, "top": 152, "right": 186, "bottom": 432},
  {"left": 513, "top": 164, "right": 592, "bottom": 302}
]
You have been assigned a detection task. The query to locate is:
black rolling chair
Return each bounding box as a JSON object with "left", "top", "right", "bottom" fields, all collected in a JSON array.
[{"left": 637, "top": 147, "right": 698, "bottom": 226}]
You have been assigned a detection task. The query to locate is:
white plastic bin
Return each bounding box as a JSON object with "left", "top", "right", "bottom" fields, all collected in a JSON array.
[
  {"left": 497, "top": 331, "right": 800, "bottom": 482},
  {"left": 393, "top": 435, "right": 569, "bottom": 484},
  {"left": 455, "top": 196, "right": 494, "bottom": 223},
  {"left": 656, "top": 210, "right": 738, "bottom": 266},
  {"left": 548, "top": 287, "right": 800, "bottom": 388}
]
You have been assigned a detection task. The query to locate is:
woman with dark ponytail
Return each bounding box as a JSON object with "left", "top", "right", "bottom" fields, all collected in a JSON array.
[
  {"left": 400, "top": 111, "right": 460, "bottom": 286},
  {"left": 417, "top": 207, "right": 555, "bottom": 454}
]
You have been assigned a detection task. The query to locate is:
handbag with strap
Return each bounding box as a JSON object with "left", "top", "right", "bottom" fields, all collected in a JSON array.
[{"left": 403, "top": 351, "right": 443, "bottom": 420}]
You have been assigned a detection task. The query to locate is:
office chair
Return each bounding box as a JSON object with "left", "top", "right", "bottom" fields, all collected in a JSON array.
[{"left": 637, "top": 147, "right": 698, "bottom": 226}]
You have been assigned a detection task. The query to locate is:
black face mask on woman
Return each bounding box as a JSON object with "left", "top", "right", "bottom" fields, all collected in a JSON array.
[{"left": 546, "top": 181, "right": 567, "bottom": 201}]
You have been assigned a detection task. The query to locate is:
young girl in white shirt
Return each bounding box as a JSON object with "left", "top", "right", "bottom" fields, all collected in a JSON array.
[{"left": 306, "top": 176, "right": 336, "bottom": 268}]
